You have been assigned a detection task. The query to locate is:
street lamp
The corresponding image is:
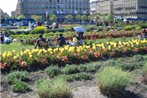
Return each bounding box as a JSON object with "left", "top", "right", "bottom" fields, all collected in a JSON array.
[
  {"left": 57, "top": 3, "right": 63, "bottom": 23},
  {"left": 74, "top": 10, "right": 78, "bottom": 23},
  {"left": 46, "top": 11, "right": 48, "bottom": 22}
]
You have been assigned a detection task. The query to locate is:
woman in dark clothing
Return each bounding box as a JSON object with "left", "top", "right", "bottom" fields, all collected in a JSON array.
[
  {"left": 57, "top": 34, "right": 66, "bottom": 46},
  {"left": 34, "top": 34, "right": 48, "bottom": 49}
]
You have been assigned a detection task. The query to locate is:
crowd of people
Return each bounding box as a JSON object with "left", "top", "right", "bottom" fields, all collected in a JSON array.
[
  {"left": 0, "top": 32, "right": 11, "bottom": 44},
  {"left": 34, "top": 31, "right": 84, "bottom": 49},
  {"left": 138, "top": 29, "right": 147, "bottom": 39},
  {"left": 1, "top": 27, "right": 147, "bottom": 50}
]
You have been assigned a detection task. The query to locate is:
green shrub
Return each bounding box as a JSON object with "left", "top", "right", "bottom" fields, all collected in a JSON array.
[
  {"left": 102, "top": 59, "right": 117, "bottom": 66},
  {"left": 7, "top": 71, "right": 28, "bottom": 83},
  {"left": 96, "top": 26, "right": 103, "bottom": 32},
  {"left": 78, "top": 65, "right": 87, "bottom": 72},
  {"left": 143, "top": 63, "right": 147, "bottom": 73},
  {"left": 45, "top": 66, "right": 62, "bottom": 78},
  {"left": 62, "top": 65, "right": 80, "bottom": 75},
  {"left": 96, "top": 67, "right": 132, "bottom": 97},
  {"left": 85, "top": 64, "right": 98, "bottom": 72},
  {"left": 117, "top": 63, "right": 144, "bottom": 71},
  {"left": 140, "top": 23, "right": 147, "bottom": 29},
  {"left": 64, "top": 73, "right": 93, "bottom": 82},
  {"left": 36, "top": 78, "right": 72, "bottom": 98},
  {"left": 124, "top": 25, "right": 134, "bottom": 31},
  {"left": 133, "top": 55, "right": 144, "bottom": 61},
  {"left": 33, "top": 26, "right": 46, "bottom": 34},
  {"left": 135, "top": 26, "right": 141, "bottom": 30},
  {"left": 11, "top": 80, "right": 31, "bottom": 93},
  {"left": 142, "top": 63, "right": 147, "bottom": 84}
]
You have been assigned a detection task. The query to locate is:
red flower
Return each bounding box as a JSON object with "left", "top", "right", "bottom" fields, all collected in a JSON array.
[{"left": 62, "top": 56, "right": 68, "bottom": 62}]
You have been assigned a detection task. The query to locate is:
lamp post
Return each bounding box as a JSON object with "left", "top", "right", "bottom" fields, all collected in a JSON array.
[
  {"left": 80, "top": 8, "right": 82, "bottom": 25},
  {"left": 57, "top": 3, "right": 63, "bottom": 24},
  {"left": 46, "top": 11, "right": 48, "bottom": 22},
  {"left": 74, "top": 10, "right": 78, "bottom": 23}
]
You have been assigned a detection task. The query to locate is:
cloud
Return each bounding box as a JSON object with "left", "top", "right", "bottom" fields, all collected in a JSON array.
[{"left": 0, "top": 0, "right": 18, "bottom": 15}]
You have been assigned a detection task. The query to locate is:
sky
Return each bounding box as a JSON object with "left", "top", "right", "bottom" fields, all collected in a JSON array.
[{"left": 0, "top": 0, "right": 96, "bottom": 16}]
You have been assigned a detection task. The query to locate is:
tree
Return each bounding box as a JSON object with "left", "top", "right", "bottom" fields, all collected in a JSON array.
[
  {"left": 31, "top": 15, "right": 42, "bottom": 22},
  {"left": 95, "top": 14, "right": 100, "bottom": 22},
  {"left": 65, "top": 15, "right": 73, "bottom": 22},
  {"left": 17, "top": 15, "right": 25, "bottom": 19},
  {"left": 49, "top": 14, "right": 57, "bottom": 22},
  {"left": 81, "top": 15, "right": 88, "bottom": 22},
  {"left": 107, "top": 13, "right": 114, "bottom": 26},
  {"left": 10, "top": 16, "right": 15, "bottom": 19},
  {"left": 107, "top": 13, "right": 113, "bottom": 22},
  {"left": 75, "top": 14, "right": 81, "bottom": 21}
]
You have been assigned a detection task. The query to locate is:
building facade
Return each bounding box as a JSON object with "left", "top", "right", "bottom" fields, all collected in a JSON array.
[
  {"left": 90, "top": 1, "right": 98, "bottom": 14},
  {"left": 114, "top": 0, "right": 147, "bottom": 19},
  {"left": 0, "top": 9, "right": 9, "bottom": 19},
  {"left": 97, "top": 0, "right": 112, "bottom": 15},
  {"left": 16, "top": 0, "right": 90, "bottom": 21},
  {"left": 11, "top": 11, "right": 16, "bottom": 18},
  {"left": 90, "top": 0, "right": 147, "bottom": 19}
]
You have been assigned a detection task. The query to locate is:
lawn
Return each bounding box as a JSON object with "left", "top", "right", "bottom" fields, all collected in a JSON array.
[{"left": 0, "top": 42, "right": 34, "bottom": 52}]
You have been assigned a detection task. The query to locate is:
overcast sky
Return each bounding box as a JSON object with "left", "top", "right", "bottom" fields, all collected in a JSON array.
[{"left": 0, "top": 0, "right": 96, "bottom": 16}]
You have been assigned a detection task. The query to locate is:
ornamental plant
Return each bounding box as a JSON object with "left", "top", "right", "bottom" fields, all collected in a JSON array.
[
  {"left": 11, "top": 80, "right": 31, "bottom": 93},
  {"left": 36, "top": 78, "right": 72, "bottom": 98},
  {"left": 96, "top": 67, "right": 133, "bottom": 97},
  {"left": 7, "top": 71, "right": 28, "bottom": 83},
  {"left": 142, "top": 63, "right": 147, "bottom": 84},
  {"left": 45, "top": 66, "right": 62, "bottom": 78},
  {"left": 1, "top": 39, "right": 147, "bottom": 71}
]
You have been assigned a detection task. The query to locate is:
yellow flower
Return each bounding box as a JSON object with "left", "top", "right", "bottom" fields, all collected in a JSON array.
[
  {"left": 2, "top": 52, "right": 7, "bottom": 58},
  {"left": 12, "top": 50, "right": 16, "bottom": 53},
  {"left": 29, "top": 55, "right": 33, "bottom": 58},
  {"left": 13, "top": 56, "right": 18, "bottom": 60},
  {"left": 20, "top": 51, "right": 24, "bottom": 56},
  {"left": 7, "top": 52, "right": 12, "bottom": 57}
]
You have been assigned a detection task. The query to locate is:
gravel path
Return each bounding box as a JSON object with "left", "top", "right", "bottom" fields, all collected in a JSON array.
[{"left": 73, "top": 86, "right": 106, "bottom": 98}]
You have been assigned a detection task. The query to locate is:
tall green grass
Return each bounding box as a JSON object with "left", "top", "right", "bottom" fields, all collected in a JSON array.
[
  {"left": 96, "top": 67, "right": 133, "bottom": 97},
  {"left": 36, "top": 78, "right": 72, "bottom": 98}
]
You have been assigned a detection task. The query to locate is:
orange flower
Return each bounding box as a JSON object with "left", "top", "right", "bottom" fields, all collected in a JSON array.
[
  {"left": 94, "top": 51, "right": 101, "bottom": 58},
  {"left": 81, "top": 55, "right": 88, "bottom": 61},
  {"left": 133, "top": 48, "right": 139, "bottom": 53},
  {"left": 42, "top": 58, "right": 48, "bottom": 64},
  {"left": 0, "top": 63, "right": 7, "bottom": 69},
  {"left": 34, "top": 58, "right": 39, "bottom": 62},
  {"left": 110, "top": 51, "right": 114, "bottom": 57},
  {"left": 19, "top": 61, "right": 27, "bottom": 68},
  {"left": 122, "top": 48, "right": 127, "bottom": 54}
]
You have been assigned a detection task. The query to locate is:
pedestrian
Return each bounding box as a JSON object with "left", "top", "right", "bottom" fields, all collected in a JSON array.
[
  {"left": 0, "top": 32, "right": 4, "bottom": 44},
  {"left": 57, "top": 34, "right": 66, "bottom": 46},
  {"left": 4, "top": 35, "right": 11, "bottom": 44}
]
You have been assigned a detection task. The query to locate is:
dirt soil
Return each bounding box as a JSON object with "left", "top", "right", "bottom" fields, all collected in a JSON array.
[{"left": 1, "top": 70, "right": 147, "bottom": 98}]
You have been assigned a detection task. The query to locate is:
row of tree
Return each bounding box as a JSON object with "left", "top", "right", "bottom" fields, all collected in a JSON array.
[
  {"left": 12, "top": 13, "right": 114, "bottom": 23},
  {"left": 15, "top": 14, "right": 90, "bottom": 22}
]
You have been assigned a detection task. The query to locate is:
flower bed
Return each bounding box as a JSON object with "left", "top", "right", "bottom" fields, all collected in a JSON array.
[
  {"left": 18, "top": 30, "right": 142, "bottom": 45},
  {"left": 1, "top": 39, "right": 147, "bottom": 71}
]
